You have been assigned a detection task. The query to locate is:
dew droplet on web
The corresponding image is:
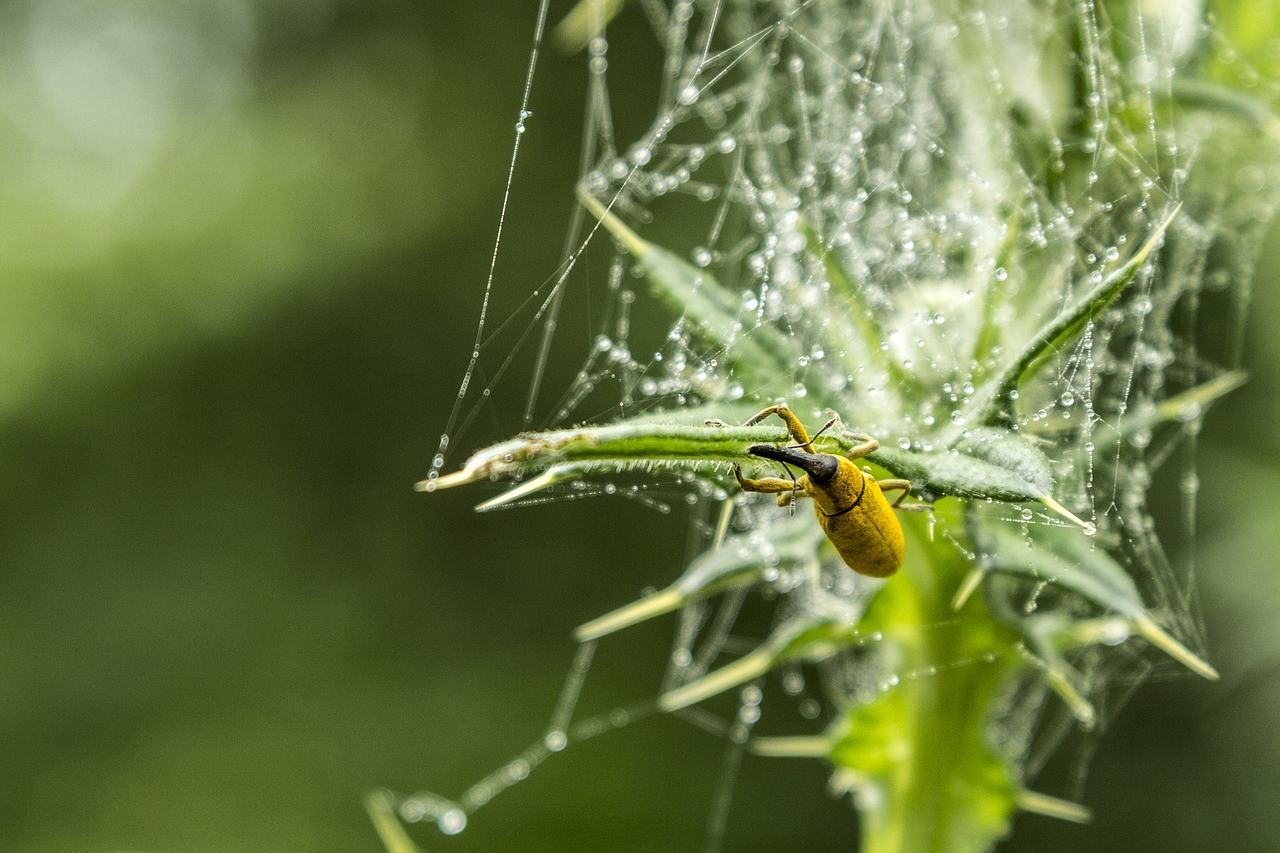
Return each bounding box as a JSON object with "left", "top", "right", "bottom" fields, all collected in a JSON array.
[{"left": 438, "top": 809, "right": 467, "bottom": 836}]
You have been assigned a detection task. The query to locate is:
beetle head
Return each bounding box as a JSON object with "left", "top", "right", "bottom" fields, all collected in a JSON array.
[{"left": 749, "top": 444, "right": 839, "bottom": 483}]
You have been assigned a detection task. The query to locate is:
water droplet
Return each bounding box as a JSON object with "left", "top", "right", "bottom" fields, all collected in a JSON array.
[
  {"left": 1099, "top": 620, "right": 1130, "bottom": 645},
  {"left": 1129, "top": 56, "right": 1159, "bottom": 84},
  {"left": 438, "top": 809, "right": 467, "bottom": 835}
]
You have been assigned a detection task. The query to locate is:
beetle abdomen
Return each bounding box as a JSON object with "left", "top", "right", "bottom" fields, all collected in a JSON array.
[{"left": 813, "top": 461, "right": 904, "bottom": 578}]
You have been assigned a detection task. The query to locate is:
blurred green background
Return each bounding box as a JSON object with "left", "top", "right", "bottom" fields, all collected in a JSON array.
[{"left": 1, "top": 2, "right": 1277, "bottom": 851}]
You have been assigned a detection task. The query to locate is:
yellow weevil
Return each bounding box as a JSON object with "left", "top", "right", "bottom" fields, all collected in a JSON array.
[{"left": 716, "top": 405, "right": 914, "bottom": 578}]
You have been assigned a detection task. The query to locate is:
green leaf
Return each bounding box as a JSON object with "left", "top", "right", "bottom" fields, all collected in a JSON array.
[
  {"left": 1168, "top": 77, "right": 1280, "bottom": 137},
  {"left": 425, "top": 417, "right": 1087, "bottom": 529},
  {"left": 575, "top": 513, "right": 825, "bottom": 641},
  {"left": 578, "top": 189, "right": 816, "bottom": 403},
  {"left": 970, "top": 209, "right": 1023, "bottom": 374},
  {"left": 873, "top": 428, "right": 1051, "bottom": 503},
  {"left": 959, "top": 205, "right": 1179, "bottom": 432},
  {"left": 658, "top": 613, "right": 867, "bottom": 712},
  {"left": 418, "top": 420, "right": 796, "bottom": 493},
  {"left": 1092, "top": 370, "right": 1247, "bottom": 453},
  {"left": 968, "top": 513, "right": 1218, "bottom": 679},
  {"left": 801, "top": 221, "right": 909, "bottom": 389}
]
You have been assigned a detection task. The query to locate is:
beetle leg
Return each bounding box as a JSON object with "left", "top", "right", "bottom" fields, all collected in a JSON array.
[
  {"left": 875, "top": 478, "right": 913, "bottom": 506},
  {"left": 843, "top": 434, "right": 881, "bottom": 459},
  {"left": 743, "top": 404, "right": 815, "bottom": 454},
  {"left": 710, "top": 416, "right": 801, "bottom": 502},
  {"left": 734, "top": 469, "right": 804, "bottom": 515},
  {"left": 736, "top": 474, "right": 800, "bottom": 495},
  {"left": 877, "top": 478, "right": 933, "bottom": 514}
]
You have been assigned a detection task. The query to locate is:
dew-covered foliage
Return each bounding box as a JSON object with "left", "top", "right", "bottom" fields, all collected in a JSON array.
[{"left": 390, "top": 2, "right": 1280, "bottom": 851}]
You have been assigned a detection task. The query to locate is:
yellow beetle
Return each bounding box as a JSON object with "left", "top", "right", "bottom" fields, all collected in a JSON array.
[{"left": 721, "top": 405, "right": 913, "bottom": 578}]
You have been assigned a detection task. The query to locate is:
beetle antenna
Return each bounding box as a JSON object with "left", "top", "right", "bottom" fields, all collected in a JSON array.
[
  {"left": 770, "top": 459, "right": 799, "bottom": 516},
  {"left": 812, "top": 416, "right": 839, "bottom": 440},
  {"left": 788, "top": 416, "right": 838, "bottom": 450},
  {"left": 785, "top": 463, "right": 799, "bottom": 515}
]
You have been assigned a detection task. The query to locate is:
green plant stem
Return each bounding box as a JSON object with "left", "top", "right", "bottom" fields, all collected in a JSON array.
[{"left": 829, "top": 510, "right": 1021, "bottom": 853}]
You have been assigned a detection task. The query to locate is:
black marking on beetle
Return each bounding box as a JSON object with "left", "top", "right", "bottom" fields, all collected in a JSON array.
[{"left": 820, "top": 469, "right": 867, "bottom": 518}]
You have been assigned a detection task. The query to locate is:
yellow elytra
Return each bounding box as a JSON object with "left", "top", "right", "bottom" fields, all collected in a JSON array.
[{"left": 725, "top": 405, "right": 912, "bottom": 578}]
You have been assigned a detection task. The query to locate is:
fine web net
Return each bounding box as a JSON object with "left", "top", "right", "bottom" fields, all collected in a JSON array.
[{"left": 390, "top": 1, "right": 1280, "bottom": 849}]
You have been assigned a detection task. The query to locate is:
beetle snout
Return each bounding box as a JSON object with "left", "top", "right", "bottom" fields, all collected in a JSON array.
[{"left": 748, "top": 444, "right": 840, "bottom": 483}]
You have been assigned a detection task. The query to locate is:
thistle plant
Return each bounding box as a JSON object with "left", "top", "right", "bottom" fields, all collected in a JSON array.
[{"left": 385, "top": 1, "right": 1280, "bottom": 850}]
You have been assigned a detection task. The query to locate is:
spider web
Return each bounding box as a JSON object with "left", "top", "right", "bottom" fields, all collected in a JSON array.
[{"left": 400, "top": 1, "right": 1278, "bottom": 849}]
